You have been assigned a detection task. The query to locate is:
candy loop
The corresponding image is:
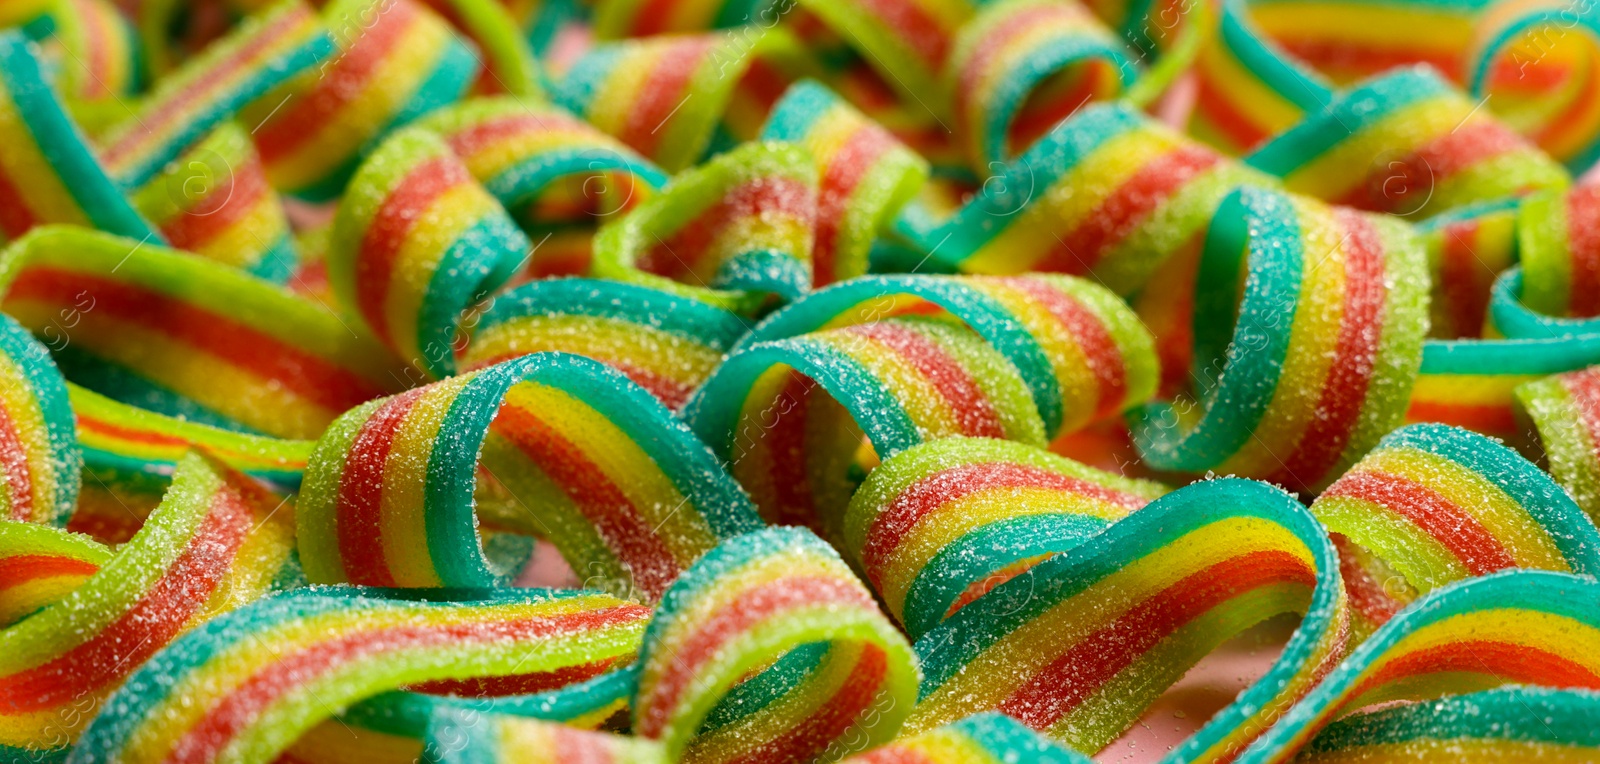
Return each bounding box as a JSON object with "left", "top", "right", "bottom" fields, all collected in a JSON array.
[
  {"left": 923, "top": 102, "right": 1271, "bottom": 295},
  {"left": 1237, "top": 571, "right": 1600, "bottom": 762},
  {"left": 1246, "top": 66, "right": 1570, "bottom": 219},
  {"left": 1516, "top": 365, "right": 1600, "bottom": 523},
  {"left": 591, "top": 140, "right": 819, "bottom": 311},
  {"left": 1131, "top": 186, "right": 1429, "bottom": 491},
  {"left": 687, "top": 314, "right": 1047, "bottom": 530},
  {"left": 69, "top": 586, "right": 652, "bottom": 764},
  {"left": 460, "top": 278, "right": 751, "bottom": 410},
  {"left": 946, "top": 0, "right": 1140, "bottom": 171},
  {"left": 1405, "top": 334, "right": 1600, "bottom": 441},
  {"left": 0, "top": 520, "right": 109, "bottom": 628},
  {"left": 0, "top": 453, "right": 299, "bottom": 759},
  {"left": 761, "top": 80, "right": 929, "bottom": 287},
  {"left": 908, "top": 477, "right": 1348, "bottom": 761},
  {"left": 1416, "top": 198, "right": 1520, "bottom": 339},
  {"left": 330, "top": 125, "right": 533, "bottom": 379},
  {"left": 632, "top": 526, "right": 919, "bottom": 763},
  {"left": 299, "top": 352, "right": 761, "bottom": 600},
  {"left": 844, "top": 436, "right": 1167, "bottom": 639},
  {"left": 1312, "top": 422, "right": 1600, "bottom": 636},
  {"left": 0, "top": 312, "right": 79, "bottom": 527}
]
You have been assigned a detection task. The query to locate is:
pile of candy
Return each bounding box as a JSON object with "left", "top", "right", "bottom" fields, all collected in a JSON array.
[{"left": 2, "top": 0, "right": 1600, "bottom": 761}]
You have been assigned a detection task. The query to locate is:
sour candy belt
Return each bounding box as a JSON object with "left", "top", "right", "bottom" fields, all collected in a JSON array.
[
  {"left": 1517, "top": 365, "right": 1600, "bottom": 523},
  {"left": 1312, "top": 422, "right": 1600, "bottom": 635},
  {"left": 843, "top": 436, "right": 1166, "bottom": 638},
  {"left": 0, "top": 520, "right": 109, "bottom": 628},
  {"left": 631, "top": 526, "right": 919, "bottom": 763},
  {"left": 1131, "top": 185, "right": 1429, "bottom": 492},
  {"left": 1514, "top": 183, "right": 1600, "bottom": 321},
  {"left": 0, "top": 453, "right": 298, "bottom": 758},
  {"left": 0, "top": 312, "right": 79, "bottom": 526},
  {"left": 68, "top": 586, "right": 652, "bottom": 764},
  {"left": 298, "top": 352, "right": 760, "bottom": 600},
  {"left": 908, "top": 477, "right": 1349, "bottom": 760}
]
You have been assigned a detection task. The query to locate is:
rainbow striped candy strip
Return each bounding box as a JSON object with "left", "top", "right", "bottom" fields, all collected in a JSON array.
[
  {"left": 844, "top": 437, "right": 1167, "bottom": 639},
  {"left": 838, "top": 712, "right": 1094, "bottom": 764},
  {"left": 0, "top": 453, "right": 299, "bottom": 758},
  {"left": 735, "top": 273, "right": 1159, "bottom": 441},
  {"left": 1237, "top": 571, "right": 1600, "bottom": 762},
  {"left": 96, "top": 0, "right": 335, "bottom": 190},
  {"left": 947, "top": 0, "right": 1139, "bottom": 171},
  {"left": 298, "top": 352, "right": 761, "bottom": 600},
  {"left": 131, "top": 122, "right": 300, "bottom": 282},
  {"left": 329, "top": 125, "right": 532, "bottom": 379},
  {"left": 0, "top": 312, "right": 79, "bottom": 526},
  {"left": 687, "top": 313, "right": 1047, "bottom": 530},
  {"left": 1185, "top": 0, "right": 1335, "bottom": 153},
  {"left": 427, "top": 708, "right": 665, "bottom": 764},
  {"left": 761, "top": 80, "right": 928, "bottom": 287},
  {"left": 1246, "top": 66, "right": 1569, "bottom": 220},
  {"left": 592, "top": 140, "right": 818, "bottom": 312},
  {"left": 790, "top": 0, "right": 973, "bottom": 118},
  {"left": 1294, "top": 687, "right": 1600, "bottom": 762},
  {"left": 922, "top": 102, "right": 1270, "bottom": 295},
  {"left": 68, "top": 586, "right": 652, "bottom": 764},
  {"left": 1516, "top": 184, "right": 1600, "bottom": 320},
  {"left": 249, "top": 0, "right": 479, "bottom": 202},
  {"left": 1405, "top": 334, "right": 1600, "bottom": 441},
  {"left": 0, "top": 30, "right": 157, "bottom": 243},
  {"left": 1312, "top": 423, "right": 1600, "bottom": 636},
  {"left": 1416, "top": 198, "right": 1519, "bottom": 339},
  {"left": 37, "top": 0, "right": 140, "bottom": 101},
  {"left": 416, "top": 97, "right": 668, "bottom": 235},
  {"left": 1517, "top": 366, "right": 1600, "bottom": 523},
  {"left": 551, "top": 29, "right": 820, "bottom": 172},
  {"left": 0, "top": 521, "right": 109, "bottom": 629},
  {"left": 908, "top": 477, "right": 1348, "bottom": 760},
  {"left": 1130, "top": 186, "right": 1429, "bottom": 492},
  {"left": 632, "top": 526, "right": 919, "bottom": 763},
  {"left": 0, "top": 225, "right": 408, "bottom": 439},
  {"left": 460, "top": 278, "right": 750, "bottom": 410}
]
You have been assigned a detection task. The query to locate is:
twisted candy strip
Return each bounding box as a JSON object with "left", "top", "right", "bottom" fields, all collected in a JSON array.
[
  {"left": 459, "top": 278, "right": 750, "bottom": 410},
  {"left": 1246, "top": 66, "right": 1569, "bottom": 219},
  {"left": 0, "top": 521, "right": 108, "bottom": 628},
  {"left": 427, "top": 709, "right": 665, "bottom": 764},
  {"left": 0, "top": 453, "right": 299, "bottom": 758},
  {"left": 69, "top": 586, "right": 652, "bottom": 764},
  {"left": 0, "top": 31, "right": 156, "bottom": 243},
  {"left": 329, "top": 125, "right": 532, "bottom": 379},
  {"left": 923, "top": 102, "right": 1270, "bottom": 295},
  {"left": 1294, "top": 687, "right": 1600, "bottom": 762},
  {"left": 1312, "top": 423, "right": 1600, "bottom": 635},
  {"left": 908, "top": 478, "right": 1348, "bottom": 760},
  {"left": 844, "top": 437, "right": 1167, "bottom": 639},
  {"left": 131, "top": 122, "right": 301, "bottom": 281},
  {"left": 1131, "top": 186, "right": 1429, "bottom": 491},
  {"left": 0, "top": 312, "right": 79, "bottom": 526},
  {"left": 0, "top": 226, "right": 408, "bottom": 439},
  {"left": 1238, "top": 571, "right": 1600, "bottom": 761},
  {"left": 760, "top": 80, "right": 928, "bottom": 287},
  {"left": 1517, "top": 365, "right": 1600, "bottom": 523},
  {"left": 838, "top": 712, "right": 1092, "bottom": 764},
  {"left": 249, "top": 0, "right": 480, "bottom": 201},
  {"left": 632, "top": 526, "right": 919, "bottom": 763},
  {"left": 591, "top": 140, "right": 819, "bottom": 310},
  {"left": 298, "top": 352, "right": 761, "bottom": 601}
]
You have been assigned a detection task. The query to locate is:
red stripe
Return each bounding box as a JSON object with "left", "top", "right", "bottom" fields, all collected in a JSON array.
[
  {"left": 619, "top": 42, "right": 711, "bottom": 158},
  {"left": 0, "top": 402, "right": 35, "bottom": 521},
  {"left": 764, "top": 371, "right": 818, "bottom": 528},
  {"left": 77, "top": 414, "right": 190, "bottom": 448},
  {"left": 845, "top": 322, "right": 1006, "bottom": 438},
  {"left": 169, "top": 606, "right": 649, "bottom": 762},
  {"left": 861, "top": 460, "right": 1148, "bottom": 587},
  {"left": 1360, "top": 639, "right": 1600, "bottom": 696},
  {"left": 1563, "top": 367, "right": 1600, "bottom": 457},
  {"left": 1193, "top": 69, "right": 1273, "bottom": 151},
  {"left": 253, "top": 0, "right": 416, "bottom": 161},
  {"left": 1033, "top": 145, "right": 1220, "bottom": 274},
  {"left": 1404, "top": 398, "right": 1517, "bottom": 434},
  {"left": 6, "top": 268, "right": 387, "bottom": 413},
  {"left": 1265, "top": 210, "right": 1384, "bottom": 489},
  {"left": 159, "top": 153, "right": 272, "bottom": 250},
  {"left": 637, "top": 177, "right": 815, "bottom": 279},
  {"left": 1342, "top": 121, "right": 1528, "bottom": 211},
  {"left": 0, "top": 486, "right": 251, "bottom": 710},
  {"left": 442, "top": 113, "right": 592, "bottom": 158},
  {"left": 999, "top": 277, "right": 1129, "bottom": 418},
  {"left": 813, "top": 126, "right": 892, "bottom": 285},
  {"left": 410, "top": 656, "right": 618, "bottom": 696},
  {"left": 355, "top": 155, "right": 473, "bottom": 345},
  {"left": 1275, "top": 40, "right": 1462, "bottom": 83},
  {"left": 954, "top": 5, "right": 1069, "bottom": 119},
  {"left": 1436, "top": 219, "right": 1492, "bottom": 337},
  {"left": 1332, "top": 533, "right": 1403, "bottom": 630},
  {"left": 494, "top": 403, "right": 682, "bottom": 600},
  {"left": 1319, "top": 470, "right": 1516, "bottom": 574},
  {"left": 0, "top": 554, "right": 99, "bottom": 587},
  {"left": 0, "top": 161, "right": 39, "bottom": 237},
  {"left": 337, "top": 388, "right": 427, "bottom": 587},
  {"left": 636, "top": 575, "right": 874, "bottom": 736},
  {"left": 851, "top": 0, "right": 952, "bottom": 67},
  {"left": 999, "top": 549, "right": 1315, "bottom": 729},
  {"left": 1566, "top": 185, "right": 1600, "bottom": 317}
]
